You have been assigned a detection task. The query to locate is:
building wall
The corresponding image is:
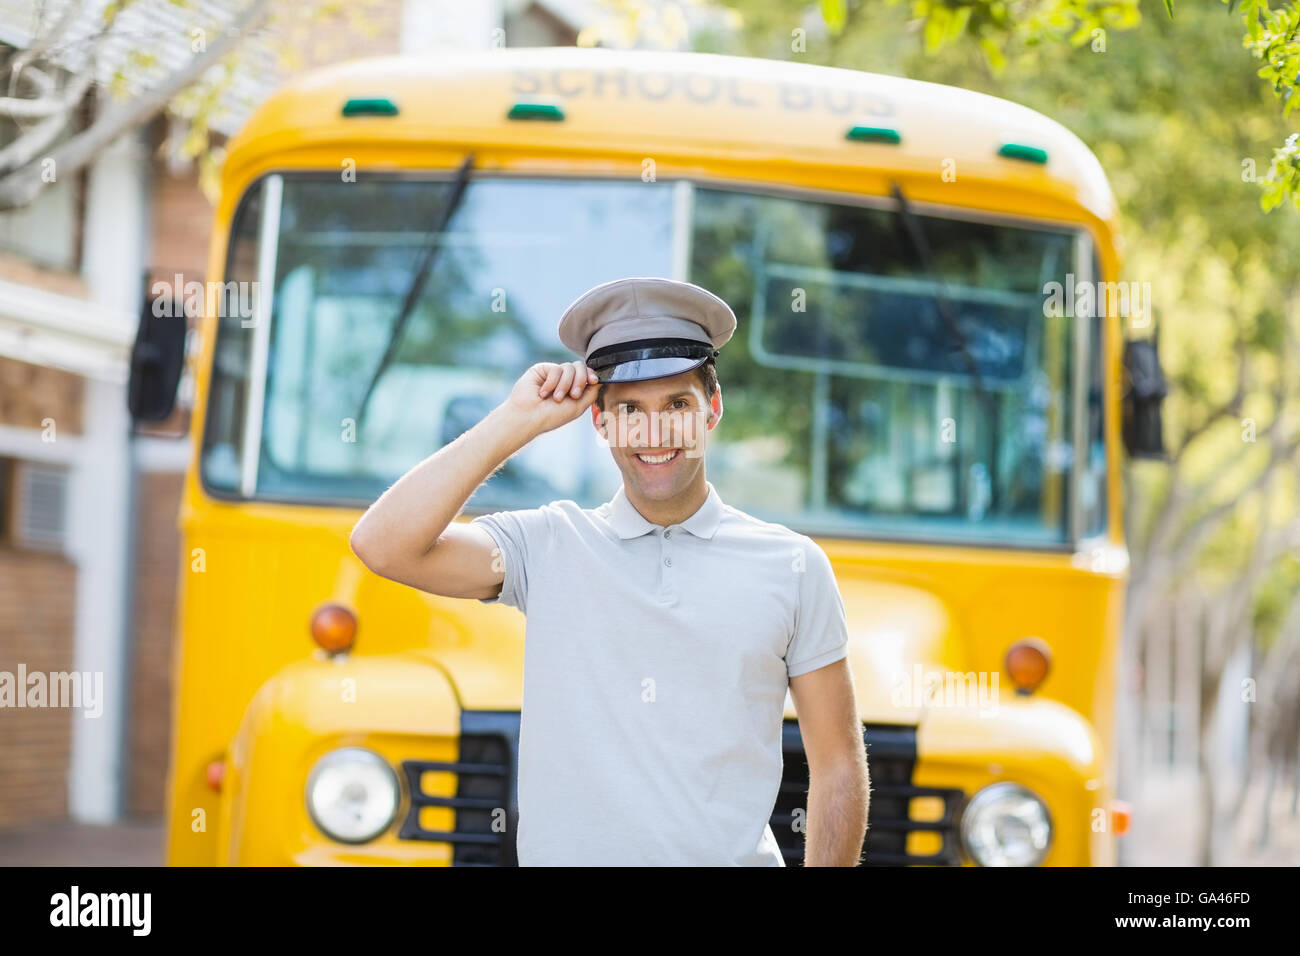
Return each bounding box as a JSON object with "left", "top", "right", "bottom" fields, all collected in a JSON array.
[
  {"left": 150, "top": 168, "right": 212, "bottom": 281},
  {"left": 124, "top": 469, "right": 185, "bottom": 816},
  {"left": 0, "top": 355, "right": 84, "bottom": 435},
  {"left": 0, "top": 136, "right": 140, "bottom": 827},
  {"left": 0, "top": 355, "right": 83, "bottom": 826},
  {"left": 120, "top": 158, "right": 206, "bottom": 818},
  {"left": 3, "top": 0, "right": 578, "bottom": 832},
  {"left": 0, "top": 550, "right": 78, "bottom": 827}
]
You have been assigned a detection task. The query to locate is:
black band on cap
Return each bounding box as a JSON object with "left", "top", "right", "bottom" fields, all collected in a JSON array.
[
  {"left": 594, "top": 355, "right": 711, "bottom": 384},
  {"left": 586, "top": 337, "right": 718, "bottom": 371}
]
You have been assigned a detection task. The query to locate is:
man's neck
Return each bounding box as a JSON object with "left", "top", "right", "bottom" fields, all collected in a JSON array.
[{"left": 624, "top": 475, "right": 710, "bottom": 527}]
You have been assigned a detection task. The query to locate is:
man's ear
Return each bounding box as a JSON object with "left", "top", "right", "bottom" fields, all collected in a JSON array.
[
  {"left": 707, "top": 385, "right": 723, "bottom": 430},
  {"left": 591, "top": 403, "right": 606, "bottom": 434}
]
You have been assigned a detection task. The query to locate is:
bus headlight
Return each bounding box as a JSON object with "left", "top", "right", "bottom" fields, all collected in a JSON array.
[
  {"left": 959, "top": 782, "right": 1052, "bottom": 866},
  {"left": 306, "top": 748, "right": 400, "bottom": 843}
]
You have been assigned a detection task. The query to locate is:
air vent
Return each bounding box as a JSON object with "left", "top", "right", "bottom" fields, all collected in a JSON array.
[{"left": 16, "top": 461, "right": 68, "bottom": 552}]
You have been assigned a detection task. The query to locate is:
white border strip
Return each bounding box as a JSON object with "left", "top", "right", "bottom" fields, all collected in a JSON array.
[{"left": 239, "top": 173, "right": 282, "bottom": 497}]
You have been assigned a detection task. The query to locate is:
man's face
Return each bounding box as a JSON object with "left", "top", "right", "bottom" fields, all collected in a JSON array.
[{"left": 591, "top": 368, "right": 722, "bottom": 502}]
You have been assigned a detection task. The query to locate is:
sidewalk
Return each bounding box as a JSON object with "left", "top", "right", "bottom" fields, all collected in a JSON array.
[
  {"left": 5, "top": 778, "right": 1297, "bottom": 866},
  {"left": 1127, "top": 766, "right": 1300, "bottom": 866},
  {"left": 0, "top": 819, "right": 164, "bottom": 866}
]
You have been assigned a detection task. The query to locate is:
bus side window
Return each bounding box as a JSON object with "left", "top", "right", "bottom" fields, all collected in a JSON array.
[{"left": 200, "top": 180, "right": 264, "bottom": 494}]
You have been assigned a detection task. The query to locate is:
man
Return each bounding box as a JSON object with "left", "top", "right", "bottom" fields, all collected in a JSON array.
[{"left": 350, "top": 276, "right": 868, "bottom": 866}]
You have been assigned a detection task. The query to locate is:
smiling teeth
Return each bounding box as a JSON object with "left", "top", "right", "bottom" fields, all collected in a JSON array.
[{"left": 637, "top": 451, "right": 678, "bottom": 464}]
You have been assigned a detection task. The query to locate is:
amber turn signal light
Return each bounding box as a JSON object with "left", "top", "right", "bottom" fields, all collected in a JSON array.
[
  {"left": 1110, "top": 799, "right": 1132, "bottom": 836},
  {"left": 311, "top": 603, "right": 357, "bottom": 654},
  {"left": 1005, "top": 637, "right": 1051, "bottom": 694}
]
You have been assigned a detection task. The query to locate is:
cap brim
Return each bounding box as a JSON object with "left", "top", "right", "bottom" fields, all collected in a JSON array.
[{"left": 595, "top": 355, "right": 708, "bottom": 384}]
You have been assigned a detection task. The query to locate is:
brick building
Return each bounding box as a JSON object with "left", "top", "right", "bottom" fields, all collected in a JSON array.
[{"left": 0, "top": 0, "right": 589, "bottom": 833}]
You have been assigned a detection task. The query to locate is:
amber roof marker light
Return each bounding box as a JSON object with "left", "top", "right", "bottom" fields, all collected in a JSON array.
[
  {"left": 312, "top": 603, "right": 357, "bottom": 655},
  {"left": 1005, "top": 636, "right": 1052, "bottom": 695}
]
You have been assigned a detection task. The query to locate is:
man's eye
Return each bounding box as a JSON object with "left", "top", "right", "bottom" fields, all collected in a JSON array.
[{"left": 671, "top": 400, "right": 688, "bottom": 409}]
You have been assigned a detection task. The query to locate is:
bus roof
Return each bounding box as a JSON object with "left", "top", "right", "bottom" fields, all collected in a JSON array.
[{"left": 224, "top": 46, "right": 1117, "bottom": 228}]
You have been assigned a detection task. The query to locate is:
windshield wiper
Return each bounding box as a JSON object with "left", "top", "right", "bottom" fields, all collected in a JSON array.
[
  {"left": 355, "top": 153, "right": 476, "bottom": 424},
  {"left": 888, "top": 181, "right": 989, "bottom": 401}
]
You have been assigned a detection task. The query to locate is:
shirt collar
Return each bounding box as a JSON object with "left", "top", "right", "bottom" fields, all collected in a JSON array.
[{"left": 607, "top": 481, "right": 724, "bottom": 540}]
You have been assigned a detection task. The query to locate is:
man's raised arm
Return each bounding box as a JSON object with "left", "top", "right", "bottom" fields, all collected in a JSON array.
[{"left": 349, "top": 360, "right": 599, "bottom": 599}]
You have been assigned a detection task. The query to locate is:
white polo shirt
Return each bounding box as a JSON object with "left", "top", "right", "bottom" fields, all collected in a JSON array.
[{"left": 470, "top": 479, "right": 850, "bottom": 866}]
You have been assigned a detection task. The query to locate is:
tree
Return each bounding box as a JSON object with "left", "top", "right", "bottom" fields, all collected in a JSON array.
[
  {"left": 706, "top": 0, "right": 1300, "bottom": 864},
  {"left": 844, "top": 0, "right": 1300, "bottom": 212},
  {"left": 0, "top": 0, "right": 375, "bottom": 212}
]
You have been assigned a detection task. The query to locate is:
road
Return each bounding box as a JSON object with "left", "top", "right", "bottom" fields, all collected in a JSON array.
[{"left": 2, "top": 767, "right": 1296, "bottom": 865}]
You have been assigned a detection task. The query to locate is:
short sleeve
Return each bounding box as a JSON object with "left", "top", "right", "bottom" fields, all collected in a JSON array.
[
  {"left": 786, "top": 538, "right": 850, "bottom": 678},
  {"left": 469, "top": 507, "right": 553, "bottom": 613}
]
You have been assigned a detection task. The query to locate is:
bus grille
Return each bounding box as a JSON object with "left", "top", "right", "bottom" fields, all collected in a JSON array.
[
  {"left": 773, "top": 720, "right": 966, "bottom": 866},
  {"left": 399, "top": 710, "right": 520, "bottom": 865},
  {"left": 398, "top": 712, "right": 965, "bottom": 866}
]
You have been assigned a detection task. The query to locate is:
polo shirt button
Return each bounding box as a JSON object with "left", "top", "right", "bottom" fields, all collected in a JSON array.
[
  {"left": 664, "top": 556, "right": 672, "bottom": 567},
  {"left": 664, "top": 529, "right": 672, "bottom": 538}
]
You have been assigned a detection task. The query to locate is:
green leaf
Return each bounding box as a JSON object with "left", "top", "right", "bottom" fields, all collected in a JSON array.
[
  {"left": 819, "top": 0, "right": 847, "bottom": 35},
  {"left": 947, "top": 5, "right": 972, "bottom": 41},
  {"left": 1164, "top": 0, "right": 1174, "bottom": 18},
  {"left": 923, "top": 8, "right": 947, "bottom": 51},
  {"left": 979, "top": 34, "right": 1008, "bottom": 72}
]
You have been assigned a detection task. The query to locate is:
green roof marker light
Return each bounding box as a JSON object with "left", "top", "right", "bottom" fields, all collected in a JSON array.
[
  {"left": 508, "top": 102, "right": 566, "bottom": 122},
  {"left": 846, "top": 125, "right": 901, "bottom": 145},
  {"left": 998, "top": 142, "right": 1048, "bottom": 164},
  {"left": 341, "top": 97, "right": 399, "bottom": 117}
]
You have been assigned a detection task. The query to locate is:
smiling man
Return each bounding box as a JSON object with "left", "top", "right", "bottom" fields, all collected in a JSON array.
[{"left": 350, "top": 276, "right": 868, "bottom": 866}]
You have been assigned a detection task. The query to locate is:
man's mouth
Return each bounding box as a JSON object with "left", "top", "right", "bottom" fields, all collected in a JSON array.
[{"left": 634, "top": 449, "right": 681, "bottom": 466}]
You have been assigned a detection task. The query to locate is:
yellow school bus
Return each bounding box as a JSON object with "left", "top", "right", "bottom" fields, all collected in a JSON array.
[{"left": 138, "top": 46, "right": 1143, "bottom": 865}]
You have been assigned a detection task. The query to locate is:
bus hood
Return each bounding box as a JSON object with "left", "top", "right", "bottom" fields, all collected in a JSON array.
[
  {"left": 811, "top": 571, "right": 975, "bottom": 725},
  {"left": 405, "top": 564, "right": 980, "bottom": 725}
]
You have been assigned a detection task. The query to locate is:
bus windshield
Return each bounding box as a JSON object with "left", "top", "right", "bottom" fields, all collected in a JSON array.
[{"left": 202, "top": 174, "right": 1099, "bottom": 547}]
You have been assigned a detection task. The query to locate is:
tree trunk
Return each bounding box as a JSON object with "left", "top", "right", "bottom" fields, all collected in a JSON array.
[{"left": 1195, "top": 595, "right": 1218, "bottom": 867}]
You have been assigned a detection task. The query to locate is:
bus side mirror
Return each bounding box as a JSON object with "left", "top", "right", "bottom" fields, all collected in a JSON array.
[
  {"left": 1121, "top": 330, "right": 1167, "bottom": 460},
  {"left": 127, "top": 287, "right": 187, "bottom": 423}
]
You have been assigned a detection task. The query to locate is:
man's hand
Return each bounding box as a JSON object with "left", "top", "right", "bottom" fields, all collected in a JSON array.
[{"left": 506, "top": 361, "right": 601, "bottom": 438}]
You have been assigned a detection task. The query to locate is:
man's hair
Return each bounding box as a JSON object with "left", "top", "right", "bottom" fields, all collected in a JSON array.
[{"left": 595, "top": 357, "right": 718, "bottom": 412}]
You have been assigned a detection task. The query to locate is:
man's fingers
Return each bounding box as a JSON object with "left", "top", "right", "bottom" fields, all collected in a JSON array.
[
  {"left": 553, "top": 364, "right": 576, "bottom": 401},
  {"left": 528, "top": 362, "right": 599, "bottom": 410},
  {"left": 569, "top": 361, "right": 589, "bottom": 397},
  {"left": 538, "top": 364, "right": 562, "bottom": 399}
]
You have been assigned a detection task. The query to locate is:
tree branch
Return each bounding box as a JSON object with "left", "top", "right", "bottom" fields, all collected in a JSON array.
[
  {"left": 0, "top": 68, "right": 95, "bottom": 174},
  {"left": 0, "top": 0, "right": 272, "bottom": 211},
  {"left": 7, "top": 0, "right": 88, "bottom": 95},
  {"left": 1167, "top": 431, "right": 1300, "bottom": 575},
  {"left": 1170, "top": 331, "right": 1249, "bottom": 465}
]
